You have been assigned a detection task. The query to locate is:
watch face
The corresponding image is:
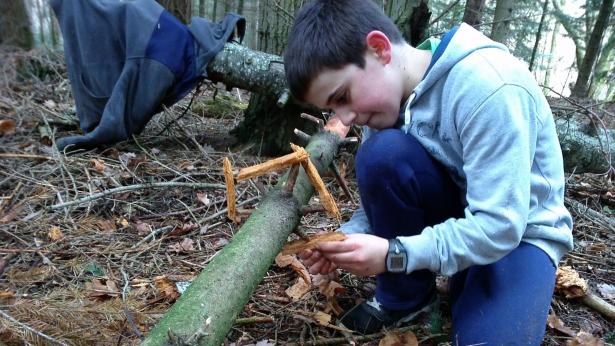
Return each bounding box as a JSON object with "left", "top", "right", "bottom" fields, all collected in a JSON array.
[{"left": 390, "top": 256, "right": 405, "bottom": 269}]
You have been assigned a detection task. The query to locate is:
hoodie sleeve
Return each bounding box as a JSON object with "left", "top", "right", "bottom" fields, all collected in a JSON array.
[{"left": 398, "top": 84, "right": 539, "bottom": 276}]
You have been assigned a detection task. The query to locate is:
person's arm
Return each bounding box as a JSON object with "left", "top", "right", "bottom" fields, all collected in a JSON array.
[{"left": 399, "top": 84, "right": 538, "bottom": 276}]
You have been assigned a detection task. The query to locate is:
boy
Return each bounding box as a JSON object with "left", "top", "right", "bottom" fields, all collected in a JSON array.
[{"left": 283, "top": 0, "right": 573, "bottom": 344}]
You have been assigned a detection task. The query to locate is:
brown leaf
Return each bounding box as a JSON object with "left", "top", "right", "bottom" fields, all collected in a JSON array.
[
  {"left": 566, "top": 332, "right": 604, "bottom": 346},
  {"left": 90, "top": 159, "right": 105, "bottom": 173},
  {"left": 547, "top": 312, "right": 576, "bottom": 337},
  {"left": 0, "top": 206, "right": 20, "bottom": 224},
  {"left": 169, "top": 238, "right": 195, "bottom": 253},
  {"left": 85, "top": 278, "right": 120, "bottom": 300},
  {"left": 47, "top": 226, "right": 64, "bottom": 241},
  {"left": 0, "top": 291, "right": 15, "bottom": 299},
  {"left": 555, "top": 266, "right": 588, "bottom": 298},
  {"left": 116, "top": 217, "right": 129, "bottom": 229},
  {"left": 7, "top": 266, "right": 53, "bottom": 284},
  {"left": 168, "top": 223, "right": 198, "bottom": 236},
  {"left": 96, "top": 219, "right": 116, "bottom": 234},
  {"left": 285, "top": 278, "right": 311, "bottom": 300},
  {"left": 196, "top": 192, "right": 211, "bottom": 206},
  {"left": 317, "top": 277, "right": 346, "bottom": 316},
  {"left": 379, "top": 331, "right": 419, "bottom": 346},
  {"left": 275, "top": 253, "right": 311, "bottom": 284},
  {"left": 281, "top": 232, "right": 346, "bottom": 256},
  {"left": 0, "top": 119, "right": 16, "bottom": 136},
  {"left": 135, "top": 221, "right": 152, "bottom": 236},
  {"left": 154, "top": 275, "right": 181, "bottom": 301}
]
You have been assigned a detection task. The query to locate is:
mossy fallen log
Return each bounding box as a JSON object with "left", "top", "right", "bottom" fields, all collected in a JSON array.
[{"left": 142, "top": 130, "right": 342, "bottom": 346}]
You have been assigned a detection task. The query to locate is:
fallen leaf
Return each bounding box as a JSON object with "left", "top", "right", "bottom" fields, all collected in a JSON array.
[
  {"left": 90, "top": 159, "right": 105, "bottom": 173},
  {"left": 379, "top": 330, "right": 419, "bottom": 346},
  {"left": 169, "top": 238, "right": 195, "bottom": 253},
  {"left": 547, "top": 312, "right": 576, "bottom": 336},
  {"left": 0, "top": 206, "right": 20, "bottom": 224},
  {"left": 7, "top": 266, "right": 53, "bottom": 284},
  {"left": 96, "top": 219, "right": 116, "bottom": 234},
  {"left": 116, "top": 217, "right": 129, "bottom": 228},
  {"left": 597, "top": 283, "right": 615, "bottom": 300},
  {"left": 135, "top": 221, "right": 152, "bottom": 236},
  {"left": 318, "top": 277, "right": 346, "bottom": 316},
  {"left": 281, "top": 232, "right": 346, "bottom": 255},
  {"left": 275, "top": 253, "right": 311, "bottom": 284},
  {"left": 196, "top": 192, "right": 211, "bottom": 206},
  {"left": 0, "top": 291, "right": 15, "bottom": 299},
  {"left": 555, "top": 266, "right": 588, "bottom": 298},
  {"left": 0, "top": 119, "right": 16, "bottom": 136},
  {"left": 285, "top": 278, "right": 311, "bottom": 300},
  {"left": 168, "top": 223, "right": 199, "bottom": 236},
  {"left": 566, "top": 331, "right": 604, "bottom": 346},
  {"left": 154, "top": 275, "right": 181, "bottom": 301},
  {"left": 85, "top": 278, "right": 119, "bottom": 300},
  {"left": 47, "top": 226, "right": 64, "bottom": 241}
]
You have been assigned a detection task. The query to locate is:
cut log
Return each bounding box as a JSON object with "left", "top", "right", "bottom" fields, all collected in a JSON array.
[
  {"left": 556, "top": 120, "right": 615, "bottom": 174},
  {"left": 142, "top": 130, "right": 343, "bottom": 346}
]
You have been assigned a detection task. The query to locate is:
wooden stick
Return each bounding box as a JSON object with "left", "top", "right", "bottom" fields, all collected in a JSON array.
[
  {"left": 236, "top": 150, "right": 309, "bottom": 182},
  {"left": 223, "top": 157, "right": 239, "bottom": 223},
  {"left": 281, "top": 232, "right": 346, "bottom": 256},
  {"left": 291, "top": 144, "right": 341, "bottom": 220},
  {"left": 581, "top": 292, "right": 615, "bottom": 320}
]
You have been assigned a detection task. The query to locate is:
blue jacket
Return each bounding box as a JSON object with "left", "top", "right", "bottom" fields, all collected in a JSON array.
[{"left": 50, "top": 0, "right": 245, "bottom": 150}]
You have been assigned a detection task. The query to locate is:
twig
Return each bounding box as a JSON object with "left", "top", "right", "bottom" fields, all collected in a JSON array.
[
  {"left": 132, "top": 226, "right": 175, "bottom": 248},
  {"left": 0, "top": 153, "right": 56, "bottom": 161},
  {"left": 0, "top": 181, "right": 22, "bottom": 213},
  {"left": 199, "top": 196, "right": 260, "bottom": 224},
  {"left": 565, "top": 197, "right": 615, "bottom": 232},
  {"left": 300, "top": 113, "right": 325, "bottom": 129},
  {"left": 581, "top": 291, "right": 615, "bottom": 320},
  {"left": 234, "top": 316, "right": 274, "bottom": 325},
  {"left": 429, "top": 0, "right": 462, "bottom": 26},
  {"left": 0, "top": 308, "right": 69, "bottom": 346},
  {"left": 329, "top": 163, "right": 355, "bottom": 204},
  {"left": 49, "top": 182, "right": 225, "bottom": 210},
  {"left": 286, "top": 324, "right": 420, "bottom": 345},
  {"left": 283, "top": 164, "right": 301, "bottom": 195},
  {"left": 294, "top": 128, "right": 312, "bottom": 142}
]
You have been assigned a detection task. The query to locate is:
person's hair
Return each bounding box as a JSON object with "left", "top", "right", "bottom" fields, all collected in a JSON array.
[{"left": 283, "top": 0, "right": 404, "bottom": 102}]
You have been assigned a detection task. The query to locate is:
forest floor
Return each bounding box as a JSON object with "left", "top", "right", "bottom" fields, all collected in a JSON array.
[{"left": 0, "top": 49, "right": 614, "bottom": 346}]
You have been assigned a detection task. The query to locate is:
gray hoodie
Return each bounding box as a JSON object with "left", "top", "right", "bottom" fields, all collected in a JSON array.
[{"left": 341, "top": 24, "right": 573, "bottom": 276}]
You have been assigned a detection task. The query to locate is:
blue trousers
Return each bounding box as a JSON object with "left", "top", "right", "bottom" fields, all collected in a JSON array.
[{"left": 355, "top": 129, "right": 556, "bottom": 345}]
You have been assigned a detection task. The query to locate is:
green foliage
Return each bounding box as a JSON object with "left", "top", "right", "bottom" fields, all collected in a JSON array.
[{"left": 192, "top": 93, "right": 247, "bottom": 119}]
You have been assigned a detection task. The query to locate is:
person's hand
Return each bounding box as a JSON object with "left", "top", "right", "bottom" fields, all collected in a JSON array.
[
  {"left": 317, "top": 233, "right": 389, "bottom": 277},
  {"left": 299, "top": 248, "right": 337, "bottom": 275}
]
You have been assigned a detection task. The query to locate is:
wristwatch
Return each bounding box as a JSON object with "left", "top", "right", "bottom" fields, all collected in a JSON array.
[{"left": 386, "top": 238, "right": 407, "bottom": 273}]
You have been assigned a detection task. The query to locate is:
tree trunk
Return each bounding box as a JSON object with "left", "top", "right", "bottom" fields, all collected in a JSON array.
[
  {"left": 0, "top": 0, "right": 33, "bottom": 50},
  {"left": 142, "top": 130, "right": 343, "bottom": 346},
  {"left": 589, "top": 32, "right": 615, "bottom": 99},
  {"left": 571, "top": 0, "right": 614, "bottom": 98},
  {"left": 157, "top": 0, "right": 193, "bottom": 23},
  {"left": 529, "top": 0, "right": 549, "bottom": 72},
  {"left": 198, "top": 0, "right": 206, "bottom": 17},
  {"left": 557, "top": 121, "right": 615, "bottom": 174},
  {"left": 543, "top": 21, "right": 559, "bottom": 91},
  {"left": 490, "top": 0, "right": 514, "bottom": 45},
  {"left": 462, "top": 0, "right": 485, "bottom": 28},
  {"left": 407, "top": 0, "right": 431, "bottom": 47}
]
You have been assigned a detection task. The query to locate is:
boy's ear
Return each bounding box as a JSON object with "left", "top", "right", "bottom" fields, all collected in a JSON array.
[{"left": 366, "top": 31, "right": 392, "bottom": 64}]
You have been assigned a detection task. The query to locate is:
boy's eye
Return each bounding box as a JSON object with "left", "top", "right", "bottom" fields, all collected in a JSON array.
[{"left": 336, "top": 92, "right": 349, "bottom": 104}]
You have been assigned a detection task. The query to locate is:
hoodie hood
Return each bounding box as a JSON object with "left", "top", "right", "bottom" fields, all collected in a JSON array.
[{"left": 412, "top": 23, "right": 508, "bottom": 103}]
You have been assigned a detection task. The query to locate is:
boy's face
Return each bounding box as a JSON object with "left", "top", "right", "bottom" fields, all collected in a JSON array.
[{"left": 304, "top": 51, "right": 404, "bottom": 129}]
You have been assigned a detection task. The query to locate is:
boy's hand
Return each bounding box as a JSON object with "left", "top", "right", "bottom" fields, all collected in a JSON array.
[
  {"left": 299, "top": 248, "right": 337, "bottom": 275},
  {"left": 317, "top": 234, "right": 388, "bottom": 277}
]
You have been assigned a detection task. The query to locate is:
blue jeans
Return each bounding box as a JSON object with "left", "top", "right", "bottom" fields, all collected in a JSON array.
[{"left": 355, "top": 129, "right": 555, "bottom": 345}]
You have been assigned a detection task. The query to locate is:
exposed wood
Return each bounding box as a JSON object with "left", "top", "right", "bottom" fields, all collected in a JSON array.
[{"left": 142, "top": 128, "right": 343, "bottom": 346}]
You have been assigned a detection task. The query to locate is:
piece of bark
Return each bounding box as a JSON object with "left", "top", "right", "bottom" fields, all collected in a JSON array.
[
  {"left": 236, "top": 149, "right": 309, "bottom": 182},
  {"left": 223, "top": 157, "right": 238, "bottom": 223},
  {"left": 290, "top": 143, "right": 341, "bottom": 220},
  {"left": 281, "top": 232, "right": 347, "bottom": 256}
]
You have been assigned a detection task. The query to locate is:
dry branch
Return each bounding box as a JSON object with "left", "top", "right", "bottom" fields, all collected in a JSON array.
[
  {"left": 223, "top": 157, "right": 238, "bottom": 223},
  {"left": 236, "top": 149, "right": 309, "bottom": 182}
]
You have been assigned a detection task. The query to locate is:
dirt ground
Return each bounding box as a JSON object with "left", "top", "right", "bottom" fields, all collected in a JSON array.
[{"left": 0, "top": 49, "right": 614, "bottom": 345}]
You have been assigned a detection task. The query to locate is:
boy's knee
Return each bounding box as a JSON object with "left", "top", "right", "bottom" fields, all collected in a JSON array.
[{"left": 356, "top": 129, "right": 424, "bottom": 175}]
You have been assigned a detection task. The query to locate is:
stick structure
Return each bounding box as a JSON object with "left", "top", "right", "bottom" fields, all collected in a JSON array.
[{"left": 236, "top": 150, "right": 309, "bottom": 182}]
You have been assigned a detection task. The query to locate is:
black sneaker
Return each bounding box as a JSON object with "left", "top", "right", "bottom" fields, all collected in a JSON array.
[{"left": 338, "top": 295, "right": 437, "bottom": 334}]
